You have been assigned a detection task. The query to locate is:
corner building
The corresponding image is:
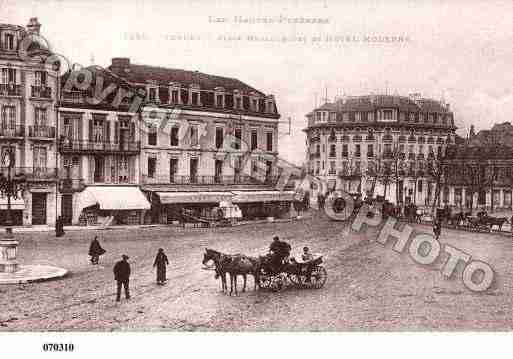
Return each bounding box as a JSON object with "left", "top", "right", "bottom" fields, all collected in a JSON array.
[{"left": 304, "top": 94, "right": 457, "bottom": 205}]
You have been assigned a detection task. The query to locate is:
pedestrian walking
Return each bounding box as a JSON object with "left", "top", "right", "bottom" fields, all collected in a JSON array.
[
  {"left": 55, "top": 216, "right": 65, "bottom": 237},
  {"left": 113, "top": 254, "right": 131, "bottom": 302},
  {"left": 88, "top": 236, "right": 106, "bottom": 265},
  {"left": 153, "top": 248, "right": 169, "bottom": 285},
  {"left": 433, "top": 219, "right": 442, "bottom": 240}
]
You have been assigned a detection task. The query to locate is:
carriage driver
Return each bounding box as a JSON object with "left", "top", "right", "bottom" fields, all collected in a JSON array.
[{"left": 269, "top": 236, "right": 291, "bottom": 272}]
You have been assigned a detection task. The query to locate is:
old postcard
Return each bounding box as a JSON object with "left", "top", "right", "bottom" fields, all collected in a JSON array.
[{"left": 0, "top": 0, "right": 512, "bottom": 357}]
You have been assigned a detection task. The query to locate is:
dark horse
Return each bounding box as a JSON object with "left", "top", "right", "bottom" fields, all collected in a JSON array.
[{"left": 202, "top": 248, "right": 261, "bottom": 296}]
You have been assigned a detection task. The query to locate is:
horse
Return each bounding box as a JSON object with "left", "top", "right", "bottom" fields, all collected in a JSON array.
[
  {"left": 448, "top": 211, "right": 466, "bottom": 227},
  {"left": 202, "top": 248, "right": 261, "bottom": 296},
  {"left": 202, "top": 248, "right": 231, "bottom": 293}
]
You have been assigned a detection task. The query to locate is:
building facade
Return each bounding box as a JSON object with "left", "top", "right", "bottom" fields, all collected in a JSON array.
[
  {"left": 106, "top": 58, "right": 291, "bottom": 223},
  {"left": 57, "top": 66, "right": 150, "bottom": 225},
  {"left": 304, "top": 94, "right": 457, "bottom": 206},
  {"left": 443, "top": 122, "right": 513, "bottom": 211},
  {"left": 0, "top": 18, "right": 59, "bottom": 226}
]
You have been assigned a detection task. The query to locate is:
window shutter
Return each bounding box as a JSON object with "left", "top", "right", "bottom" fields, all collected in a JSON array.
[
  {"left": 88, "top": 118, "right": 93, "bottom": 141},
  {"left": 114, "top": 121, "right": 119, "bottom": 143},
  {"left": 130, "top": 122, "right": 135, "bottom": 141},
  {"left": 105, "top": 120, "right": 111, "bottom": 143}
]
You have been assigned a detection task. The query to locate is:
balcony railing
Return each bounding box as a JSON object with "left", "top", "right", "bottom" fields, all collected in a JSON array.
[
  {"left": 417, "top": 137, "right": 426, "bottom": 143},
  {"left": 28, "top": 126, "right": 55, "bottom": 139},
  {"left": 353, "top": 135, "right": 362, "bottom": 142},
  {"left": 408, "top": 153, "right": 416, "bottom": 160},
  {"left": 0, "top": 167, "right": 58, "bottom": 181},
  {"left": 408, "top": 136, "right": 416, "bottom": 143},
  {"left": 310, "top": 136, "right": 320, "bottom": 143},
  {"left": 436, "top": 137, "right": 445, "bottom": 144},
  {"left": 142, "top": 174, "right": 281, "bottom": 186},
  {"left": 0, "top": 84, "right": 22, "bottom": 96},
  {"left": 382, "top": 135, "right": 393, "bottom": 142},
  {"left": 328, "top": 170, "right": 337, "bottom": 175},
  {"left": 59, "top": 140, "right": 141, "bottom": 154},
  {"left": 328, "top": 152, "right": 336, "bottom": 158},
  {"left": 0, "top": 125, "right": 25, "bottom": 138},
  {"left": 31, "top": 86, "right": 52, "bottom": 99},
  {"left": 398, "top": 135, "right": 406, "bottom": 143},
  {"left": 427, "top": 136, "right": 434, "bottom": 144}
]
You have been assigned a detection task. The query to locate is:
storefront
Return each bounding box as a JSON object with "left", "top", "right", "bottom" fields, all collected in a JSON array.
[
  {"left": 231, "top": 190, "right": 295, "bottom": 220},
  {"left": 73, "top": 186, "right": 151, "bottom": 226}
]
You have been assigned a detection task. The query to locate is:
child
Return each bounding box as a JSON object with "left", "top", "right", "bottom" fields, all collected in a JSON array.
[{"left": 302, "top": 246, "right": 314, "bottom": 262}]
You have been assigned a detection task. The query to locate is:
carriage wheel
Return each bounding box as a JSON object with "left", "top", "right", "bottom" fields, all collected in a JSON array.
[
  {"left": 310, "top": 266, "right": 327, "bottom": 289},
  {"left": 259, "top": 273, "right": 272, "bottom": 290},
  {"left": 287, "top": 273, "right": 307, "bottom": 288},
  {"left": 270, "top": 275, "right": 285, "bottom": 292}
]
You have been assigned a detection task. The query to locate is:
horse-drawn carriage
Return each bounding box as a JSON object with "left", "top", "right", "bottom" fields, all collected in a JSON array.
[
  {"left": 258, "top": 255, "right": 327, "bottom": 292},
  {"left": 439, "top": 208, "right": 509, "bottom": 232}
]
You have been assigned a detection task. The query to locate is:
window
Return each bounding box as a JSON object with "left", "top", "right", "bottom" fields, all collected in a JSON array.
[
  {"left": 329, "top": 144, "right": 336, "bottom": 157},
  {"left": 35, "top": 108, "right": 47, "bottom": 127},
  {"left": 5, "top": 34, "right": 14, "bottom": 50},
  {"left": 342, "top": 144, "right": 348, "bottom": 157},
  {"left": 266, "top": 132, "right": 273, "bottom": 152},
  {"left": 1, "top": 105, "right": 16, "bottom": 128},
  {"left": 35, "top": 71, "right": 47, "bottom": 86},
  {"left": 234, "top": 128, "right": 242, "bottom": 150},
  {"left": 148, "top": 125, "right": 157, "bottom": 146},
  {"left": 148, "top": 88, "right": 157, "bottom": 102},
  {"left": 367, "top": 144, "right": 374, "bottom": 158},
  {"left": 215, "top": 127, "right": 224, "bottom": 149},
  {"left": 170, "top": 126, "right": 179, "bottom": 146},
  {"left": 316, "top": 112, "right": 321, "bottom": 122},
  {"left": 215, "top": 160, "right": 223, "bottom": 183},
  {"left": 383, "top": 110, "right": 393, "bottom": 121},
  {"left": 191, "top": 92, "right": 199, "bottom": 106},
  {"left": 315, "top": 144, "right": 320, "bottom": 154},
  {"left": 147, "top": 157, "right": 157, "bottom": 178},
  {"left": 384, "top": 143, "right": 392, "bottom": 155},
  {"left": 190, "top": 126, "right": 199, "bottom": 146},
  {"left": 1, "top": 146, "right": 15, "bottom": 167},
  {"left": 235, "top": 97, "right": 242, "bottom": 109},
  {"left": 169, "top": 158, "right": 178, "bottom": 182},
  {"left": 216, "top": 95, "right": 223, "bottom": 108},
  {"left": 171, "top": 90, "right": 179, "bottom": 103},
  {"left": 355, "top": 144, "right": 361, "bottom": 157},
  {"left": 250, "top": 130, "right": 258, "bottom": 151},
  {"left": 252, "top": 99, "right": 258, "bottom": 111},
  {"left": 418, "top": 180, "right": 423, "bottom": 193},
  {"left": 33, "top": 146, "right": 47, "bottom": 169},
  {"left": 0, "top": 69, "right": 7, "bottom": 84}
]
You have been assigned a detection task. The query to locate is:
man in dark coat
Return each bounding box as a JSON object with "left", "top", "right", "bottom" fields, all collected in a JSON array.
[
  {"left": 153, "top": 248, "right": 169, "bottom": 285},
  {"left": 88, "top": 236, "right": 106, "bottom": 265},
  {"left": 269, "top": 236, "right": 291, "bottom": 273},
  {"left": 55, "top": 216, "right": 65, "bottom": 237},
  {"left": 433, "top": 220, "right": 442, "bottom": 241},
  {"left": 113, "top": 255, "right": 131, "bottom": 302}
]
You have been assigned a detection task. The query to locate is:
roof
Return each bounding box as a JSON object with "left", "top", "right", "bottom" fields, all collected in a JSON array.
[
  {"left": 313, "top": 95, "right": 452, "bottom": 114},
  {"left": 469, "top": 122, "right": 513, "bottom": 147},
  {"left": 108, "top": 63, "right": 265, "bottom": 96}
]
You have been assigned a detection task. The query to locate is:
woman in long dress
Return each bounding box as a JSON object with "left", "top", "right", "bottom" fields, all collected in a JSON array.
[
  {"left": 88, "top": 236, "right": 106, "bottom": 265},
  {"left": 153, "top": 248, "right": 169, "bottom": 285}
]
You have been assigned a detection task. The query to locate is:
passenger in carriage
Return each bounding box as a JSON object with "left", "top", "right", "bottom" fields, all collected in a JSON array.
[
  {"left": 269, "top": 236, "right": 291, "bottom": 272},
  {"left": 302, "top": 246, "right": 314, "bottom": 262}
]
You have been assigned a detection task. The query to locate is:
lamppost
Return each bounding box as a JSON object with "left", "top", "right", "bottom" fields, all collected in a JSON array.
[{"left": 0, "top": 144, "right": 27, "bottom": 273}]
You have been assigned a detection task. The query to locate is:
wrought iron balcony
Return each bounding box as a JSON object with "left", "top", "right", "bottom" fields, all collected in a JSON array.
[
  {"left": 341, "top": 135, "right": 350, "bottom": 142},
  {"left": 383, "top": 151, "right": 394, "bottom": 159},
  {"left": 0, "top": 83, "right": 22, "bottom": 97},
  {"left": 353, "top": 135, "right": 362, "bottom": 142},
  {"left": 58, "top": 140, "right": 141, "bottom": 154},
  {"left": 382, "top": 135, "right": 393, "bottom": 142},
  {"left": 0, "top": 125, "right": 25, "bottom": 138},
  {"left": 31, "top": 86, "right": 52, "bottom": 99},
  {"left": 0, "top": 167, "right": 58, "bottom": 181},
  {"left": 28, "top": 126, "right": 55, "bottom": 139},
  {"left": 408, "top": 136, "right": 416, "bottom": 143},
  {"left": 328, "top": 169, "right": 337, "bottom": 175},
  {"left": 142, "top": 174, "right": 280, "bottom": 186},
  {"left": 398, "top": 135, "right": 406, "bottom": 143},
  {"left": 328, "top": 151, "right": 336, "bottom": 158},
  {"left": 366, "top": 135, "right": 375, "bottom": 141}
]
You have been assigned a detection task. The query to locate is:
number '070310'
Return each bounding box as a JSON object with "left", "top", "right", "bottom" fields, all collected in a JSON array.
[{"left": 42, "top": 343, "right": 74, "bottom": 352}]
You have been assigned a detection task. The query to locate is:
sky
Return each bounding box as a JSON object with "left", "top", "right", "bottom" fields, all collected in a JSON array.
[{"left": 2, "top": 0, "right": 513, "bottom": 165}]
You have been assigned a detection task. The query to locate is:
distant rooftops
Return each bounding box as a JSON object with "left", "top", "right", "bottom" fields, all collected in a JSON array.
[{"left": 311, "top": 94, "right": 452, "bottom": 114}]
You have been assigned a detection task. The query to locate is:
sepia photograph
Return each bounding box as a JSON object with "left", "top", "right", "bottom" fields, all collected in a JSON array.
[{"left": 0, "top": 0, "right": 513, "bottom": 356}]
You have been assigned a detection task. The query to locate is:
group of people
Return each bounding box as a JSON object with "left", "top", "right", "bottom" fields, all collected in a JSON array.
[
  {"left": 87, "top": 237, "right": 170, "bottom": 302},
  {"left": 268, "top": 235, "right": 314, "bottom": 272}
]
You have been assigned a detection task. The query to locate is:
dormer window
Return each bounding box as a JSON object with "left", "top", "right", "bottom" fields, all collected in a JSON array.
[
  {"left": 216, "top": 94, "right": 224, "bottom": 108},
  {"left": 316, "top": 112, "right": 321, "bottom": 122},
  {"left": 171, "top": 90, "right": 179, "bottom": 103},
  {"left": 252, "top": 99, "right": 258, "bottom": 111},
  {"left": 236, "top": 97, "right": 242, "bottom": 109}
]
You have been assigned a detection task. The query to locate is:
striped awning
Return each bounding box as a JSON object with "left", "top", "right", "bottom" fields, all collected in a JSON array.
[
  {"left": 157, "top": 192, "right": 232, "bottom": 204},
  {"left": 232, "top": 190, "right": 295, "bottom": 203}
]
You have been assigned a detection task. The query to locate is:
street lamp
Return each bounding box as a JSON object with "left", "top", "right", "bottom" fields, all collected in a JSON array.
[{"left": 0, "top": 144, "right": 27, "bottom": 273}]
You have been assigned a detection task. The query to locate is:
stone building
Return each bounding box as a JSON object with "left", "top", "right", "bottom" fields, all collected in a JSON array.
[
  {"left": 303, "top": 94, "right": 457, "bottom": 205},
  {"left": 57, "top": 66, "right": 150, "bottom": 225},
  {"left": 107, "top": 58, "right": 293, "bottom": 223},
  {"left": 443, "top": 122, "right": 513, "bottom": 211},
  {"left": 0, "top": 18, "right": 59, "bottom": 226}
]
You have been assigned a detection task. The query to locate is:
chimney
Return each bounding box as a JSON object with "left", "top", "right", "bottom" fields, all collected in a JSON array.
[
  {"left": 27, "top": 17, "right": 41, "bottom": 35},
  {"left": 111, "top": 57, "right": 130, "bottom": 73}
]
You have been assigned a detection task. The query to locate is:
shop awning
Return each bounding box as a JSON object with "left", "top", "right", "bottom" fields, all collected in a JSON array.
[
  {"left": 157, "top": 191, "right": 233, "bottom": 204},
  {"left": 0, "top": 197, "right": 25, "bottom": 210},
  {"left": 73, "top": 186, "right": 151, "bottom": 224},
  {"left": 232, "top": 190, "right": 296, "bottom": 203}
]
